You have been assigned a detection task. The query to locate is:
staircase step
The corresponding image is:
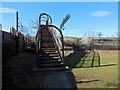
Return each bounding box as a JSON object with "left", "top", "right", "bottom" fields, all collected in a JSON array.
[
  {"left": 41, "top": 31, "right": 51, "bottom": 34},
  {"left": 38, "top": 63, "right": 64, "bottom": 68},
  {"left": 41, "top": 37, "right": 53, "bottom": 40},
  {"left": 41, "top": 39, "right": 53, "bottom": 43},
  {"left": 41, "top": 30, "right": 50, "bottom": 33},
  {"left": 41, "top": 48, "right": 56, "bottom": 50},
  {"left": 41, "top": 50, "right": 57, "bottom": 52},
  {"left": 39, "top": 58, "right": 60, "bottom": 61},
  {"left": 41, "top": 41, "right": 53, "bottom": 43},
  {"left": 40, "top": 58, "right": 61, "bottom": 61},
  {"left": 41, "top": 49, "right": 57, "bottom": 52},
  {"left": 40, "top": 51, "right": 57, "bottom": 54},
  {"left": 39, "top": 55, "right": 59, "bottom": 58},
  {"left": 39, "top": 54, "right": 59, "bottom": 57},
  {"left": 40, "top": 51, "right": 57, "bottom": 53},
  {"left": 42, "top": 34, "right": 52, "bottom": 37},
  {"left": 39, "top": 60, "right": 61, "bottom": 64},
  {"left": 40, "top": 51, "right": 58, "bottom": 54},
  {"left": 41, "top": 46, "right": 55, "bottom": 48},
  {"left": 41, "top": 45, "right": 55, "bottom": 48},
  {"left": 32, "top": 66, "right": 69, "bottom": 71},
  {"left": 42, "top": 43, "right": 55, "bottom": 45},
  {"left": 42, "top": 36, "right": 52, "bottom": 40},
  {"left": 39, "top": 56, "right": 59, "bottom": 60}
]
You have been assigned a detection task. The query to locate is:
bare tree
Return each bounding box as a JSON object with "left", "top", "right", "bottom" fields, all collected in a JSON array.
[
  {"left": 83, "top": 29, "right": 96, "bottom": 50},
  {"left": 19, "top": 25, "right": 36, "bottom": 45},
  {"left": 98, "top": 32, "right": 102, "bottom": 39},
  {"left": 97, "top": 32, "right": 103, "bottom": 46},
  {"left": 31, "top": 19, "right": 39, "bottom": 29},
  {"left": 112, "top": 34, "right": 118, "bottom": 50}
]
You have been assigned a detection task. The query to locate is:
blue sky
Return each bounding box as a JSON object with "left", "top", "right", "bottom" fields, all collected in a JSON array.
[{"left": 1, "top": 2, "right": 118, "bottom": 37}]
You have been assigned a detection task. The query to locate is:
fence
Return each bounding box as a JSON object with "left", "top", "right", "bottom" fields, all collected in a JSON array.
[{"left": 2, "top": 30, "right": 25, "bottom": 64}]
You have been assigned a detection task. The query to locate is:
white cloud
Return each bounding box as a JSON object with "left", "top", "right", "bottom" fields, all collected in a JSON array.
[
  {"left": 0, "top": 8, "right": 17, "bottom": 13},
  {"left": 90, "top": 11, "right": 111, "bottom": 17}
]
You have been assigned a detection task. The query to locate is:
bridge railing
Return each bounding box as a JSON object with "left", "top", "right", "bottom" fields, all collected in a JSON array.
[
  {"left": 36, "top": 13, "right": 52, "bottom": 67},
  {"left": 48, "top": 25, "right": 64, "bottom": 64},
  {"left": 39, "top": 13, "right": 52, "bottom": 25},
  {"left": 36, "top": 13, "right": 64, "bottom": 67}
]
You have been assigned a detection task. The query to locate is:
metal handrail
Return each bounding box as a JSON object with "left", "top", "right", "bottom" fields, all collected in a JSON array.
[
  {"left": 39, "top": 13, "right": 52, "bottom": 25},
  {"left": 36, "top": 13, "right": 53, "bottom": 53},
  {"left": 52, "top": 30, "right": 62, "bottom": 49},
  {"left": 49, "top": 27, "right": 63, "bottom": 63},
  {"left": 36, "top": 13, "right": 52, "bottom": 67}
]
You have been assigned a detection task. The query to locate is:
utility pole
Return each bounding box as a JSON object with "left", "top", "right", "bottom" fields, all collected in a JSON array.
[
  {"left": 16, "top": 11, "right": 19, "bottom": 55},
  {"left": 16, "top": 12, "right": 18, "bottom": 31}
]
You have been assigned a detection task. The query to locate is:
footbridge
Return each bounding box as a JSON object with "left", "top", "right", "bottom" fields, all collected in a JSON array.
[{"left": 34, "top": 13, "right": 77, "bottom": 88}]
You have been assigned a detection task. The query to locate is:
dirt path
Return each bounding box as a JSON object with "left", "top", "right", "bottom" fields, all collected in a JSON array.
[
  {"left": 42, "top": 71, "right": 77, "bottom": 88},
  {"left": 2, "top": 53, "right": 77, "bottom": 89}
]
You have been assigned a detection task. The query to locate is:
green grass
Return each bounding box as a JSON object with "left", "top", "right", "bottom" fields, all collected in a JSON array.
[
  {"left": 64, "top": 50, "right": 118, "bottom": 88},
  {"left": 73, "top": 65, "right": 118, "bottom": 88},
  {"left": 100, "top": 55, "right": 118, "bottom": 65},
  {"left": 4, "top": 53, "right": 36, "bottom": 80},
  {"left": 64, "top": 50, "right": 100, "bottom": 68},
  {"left": 64, "top": 51, "right": 86, "bottom": 68},
  {"left": 3, "top": 53, "right": 45, "bottom": 88},
  {"left": 4, "top": 50, "right": 118, "bottom": 88}
]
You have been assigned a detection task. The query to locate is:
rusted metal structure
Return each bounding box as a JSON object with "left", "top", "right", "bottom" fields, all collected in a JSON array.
[{"left": 36, "top": 13, "right": 67, "bottom": 70}]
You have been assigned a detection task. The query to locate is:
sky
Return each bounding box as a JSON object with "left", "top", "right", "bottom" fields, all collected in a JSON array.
[{"left": 0, "top": 2, "right": 118, "bottom": 37}]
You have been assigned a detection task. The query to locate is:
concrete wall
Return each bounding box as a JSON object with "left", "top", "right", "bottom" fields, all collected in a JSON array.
[{"left": 2, "top": 31, "right": 25, "bottom": 64}]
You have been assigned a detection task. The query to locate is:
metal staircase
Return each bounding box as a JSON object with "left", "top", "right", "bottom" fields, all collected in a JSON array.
[{"left": 36, "top": 13, "right": 68, "bottom": 71}]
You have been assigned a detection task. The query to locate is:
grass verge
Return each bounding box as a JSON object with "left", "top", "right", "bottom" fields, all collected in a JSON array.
[{"left": 64, "top": 50, "right": 118, "bottom": 88}]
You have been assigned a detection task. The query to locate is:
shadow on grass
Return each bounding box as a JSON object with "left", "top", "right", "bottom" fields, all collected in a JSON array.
[
  {"left": 76, "top": 79, "right": 100, "bottom": 83},
  {"left": 64, "top": 45, "right": 118, "bottom": 70},
  {"left": 99, "top": 64, "right": 117, "bottom": 67},
  {"left": 64, "top": 45, "right": 87, "bottom": 69},
  {"left": 64, "top": 45, "right": 101, "bottom": 69},
  {"left": 75, "top": 64, "right": 117, "bottom": 69}
]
